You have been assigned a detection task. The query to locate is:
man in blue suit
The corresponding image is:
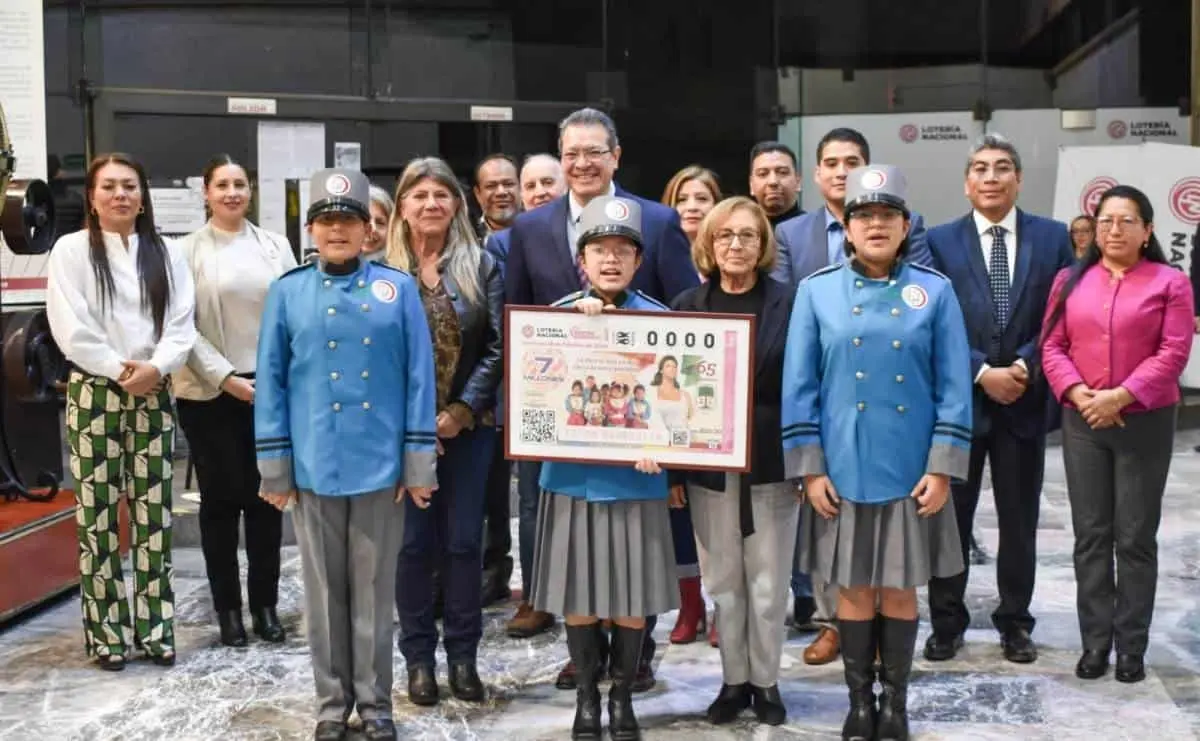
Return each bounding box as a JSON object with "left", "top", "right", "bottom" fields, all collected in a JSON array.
[
  {"left": 503, "top": 108, "right": 698, "bottom": 690},
  {"left": 923, "top": 134, "right": 1074, "bottom": 665},
  {"left": 769, "top": 128, "right": 932, "bottom": 668}
]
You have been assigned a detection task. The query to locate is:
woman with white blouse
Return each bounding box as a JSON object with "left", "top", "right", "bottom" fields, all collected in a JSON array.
[
  {"left": 174, "top": 154, "right": 297, "bottom": 648},
  {"left": 46, "top": 153, "right": 197, "bottom": 671}
]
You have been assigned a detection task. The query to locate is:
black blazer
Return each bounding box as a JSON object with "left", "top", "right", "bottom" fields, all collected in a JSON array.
[
  {"left": 670, "top": 274, "right": 791, "bottom": 490},
  {"left": 443, "top": 250, "right": 504, "bottom": 418}
]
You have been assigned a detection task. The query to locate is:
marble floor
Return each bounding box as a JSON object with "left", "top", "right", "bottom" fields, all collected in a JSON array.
[{"left": 5, "top": 433, "right": 1200, "bottom": 740}]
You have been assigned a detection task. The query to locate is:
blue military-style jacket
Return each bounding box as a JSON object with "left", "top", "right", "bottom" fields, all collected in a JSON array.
[
  {"left": 781, "top": 261, "right": 972, "bottom": 505},
  {"left": 255, "top": 260, "right": 438, "bottom": 497},
  {"left": 539, "top": 289, "right": 671, "bottom": 503}
]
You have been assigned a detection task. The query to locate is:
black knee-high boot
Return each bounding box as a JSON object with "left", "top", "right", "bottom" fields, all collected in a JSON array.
[
  {"left": 565, "top": 624, "right": 604, "bottom": 740},
  {"left": 838, "top": 618, "right": 878, "bottom": 741},
  {"left": 608, "top": 625, "right": 645, "bottom": 741},
  {"left": 876, "top": 617, "right": 918, "bottom": 741}
]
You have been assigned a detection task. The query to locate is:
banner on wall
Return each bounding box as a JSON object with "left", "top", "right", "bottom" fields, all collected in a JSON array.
[{"left": 1052, "top": 142, "right": 1200, "bottom": 386}]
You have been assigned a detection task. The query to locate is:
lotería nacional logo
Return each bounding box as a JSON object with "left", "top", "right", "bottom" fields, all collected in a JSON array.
[
  {"left": 325, "top": 173, "right": 352, "bottom": 196},
  {"left": 898, "top": 123, "right": 968, "bottom": 143},
  {"left": 1079, "top": 176, "right": 1119, "bottom": 216},
  {"left": 1169, "top": 177, "right": 1200, "bottom": 226},
  {"left": 1107, "top": 120, "right": 1128, "bottom": 140}
]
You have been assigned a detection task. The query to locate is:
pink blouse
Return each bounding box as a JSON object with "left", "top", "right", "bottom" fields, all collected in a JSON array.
[{"left": 1041, "top": 260, "right": 1194, "bottom": 413}]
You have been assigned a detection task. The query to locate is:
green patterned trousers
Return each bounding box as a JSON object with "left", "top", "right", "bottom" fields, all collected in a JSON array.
[{"left": 66, "top": 370, "right": 175, "bottom": 659}]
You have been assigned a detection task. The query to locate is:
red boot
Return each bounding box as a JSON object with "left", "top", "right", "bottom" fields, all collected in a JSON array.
[{"left": 669, "top": 576, "right": 706, "bottom": 644}]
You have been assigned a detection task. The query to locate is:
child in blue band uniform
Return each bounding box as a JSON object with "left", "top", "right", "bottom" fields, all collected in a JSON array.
[
  {"left": 781, "top": 165, "right": 972, "bottom": 741},
  {"left": 255, "top": 168, "right": 437, "bottom": 741},
  {"left": 528, "top": 195, "right": 681, "bottom": 741}
]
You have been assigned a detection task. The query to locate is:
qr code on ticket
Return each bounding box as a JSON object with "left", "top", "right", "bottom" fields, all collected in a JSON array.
[
  {"left": 521, "top": 409, "right": 557, "bottom": 444},
  {"left": 671, "top": 429, "right": 691, "bottom": 447}
]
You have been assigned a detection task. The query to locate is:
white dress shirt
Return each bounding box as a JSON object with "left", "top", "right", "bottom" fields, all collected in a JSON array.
[
  {"left": 973, "top": 208, "right": 1017, "bottom": 284},
  {"left": 566, "top": 181, "right": 617, "bottom": 259},
  {"left": 47, "top": 229, "right": 197, "bottom": 381},
  {"left": 971, "top": 208, "right": 1024, "bottom": 382}
]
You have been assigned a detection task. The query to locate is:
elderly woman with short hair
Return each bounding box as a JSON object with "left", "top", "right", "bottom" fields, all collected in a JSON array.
[
  {"left": 387, "top": 157, "right": 504, "bottom": 706},
  {"left": 670, "top": 196, "right": 796, "bottom": 726}
]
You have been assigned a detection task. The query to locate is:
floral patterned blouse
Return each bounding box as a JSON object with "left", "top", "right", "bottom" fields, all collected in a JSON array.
[{"left": 419, "top": 280, "right": 494, "bottom": 427}]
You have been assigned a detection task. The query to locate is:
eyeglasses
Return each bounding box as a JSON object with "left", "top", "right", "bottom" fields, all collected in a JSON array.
[
  {"left": 1096, "top": 216, "right": 1142, "bottom": 231},
  {"left": 848, "top": 210, "right": 903, "bottom": 224},
  {"left": 584, "top": 243, "right": 637, "bottom": 259},
  {"left": 713, "top": 230, "right": 760, "bottom": 247},
  {"left": 561, "top": 148, "right": 612, "bottom": 165}
]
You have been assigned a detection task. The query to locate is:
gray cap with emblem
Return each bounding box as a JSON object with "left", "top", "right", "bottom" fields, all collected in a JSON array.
[
  {"left": 576, "top": 195, "right": 644, "bottom": 253},
  {"left": 306, "top": 168, "right": 372, "bottom": 224},
  {"left": 843, "top": 164, "right": 910, "bottom": 217}
]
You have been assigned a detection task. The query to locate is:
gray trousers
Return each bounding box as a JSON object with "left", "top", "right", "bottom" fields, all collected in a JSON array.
[
  {"left": 690, "top": 477, "right": 798, "bottom": 687},
  {"left": 293, "top": 488, "right": 405, "bottom": 723},
  {"left": 1061, "top": 406, "right": 1175, "bottom": 655},
  {"left": 810, "top": 579, "right": 840, "bottom": 629}
]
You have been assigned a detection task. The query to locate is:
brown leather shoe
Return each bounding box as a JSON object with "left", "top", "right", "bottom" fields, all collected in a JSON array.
[
  {"left": 506, "top": 602, "right": 555, "bottom": 638},
  {"left": 803, "top": 627, "right": 841, "bottom": 665}
]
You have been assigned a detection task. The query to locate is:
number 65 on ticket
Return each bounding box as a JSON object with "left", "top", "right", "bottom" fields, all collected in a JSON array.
[{"left": 503, "top": 306, "right": 756, "bottom": 472}]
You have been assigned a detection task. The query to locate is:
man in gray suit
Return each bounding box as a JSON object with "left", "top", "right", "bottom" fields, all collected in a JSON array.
[{"left": 770, "top": 127, "right": 931, "bottom": 667}]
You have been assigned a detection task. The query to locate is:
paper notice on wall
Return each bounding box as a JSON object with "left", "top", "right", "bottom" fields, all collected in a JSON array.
[
  {"left": 257, "top": 121, "right": 325, "bottom": 249},
  {"left": 0, "top": 0, "right": 49, "bottom": 306},
  {"left": 150, "top": 187, "right": 207, "bottom": 238},
  {"left": 334, "top": 142, "right": 362, "bottom": 170}
]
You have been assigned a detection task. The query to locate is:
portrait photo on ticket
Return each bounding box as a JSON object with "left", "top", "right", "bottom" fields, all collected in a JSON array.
[{"left": 504, "top": 306, "right": 755, "bottom": 471}]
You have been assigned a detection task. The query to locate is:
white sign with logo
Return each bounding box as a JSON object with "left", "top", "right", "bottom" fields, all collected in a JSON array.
[
  {"left": 1052, "top": 142, "right": 1200, "bottom": 386},
  {"left": 794, "top": 113, "right": 982, "bottom": 227}
]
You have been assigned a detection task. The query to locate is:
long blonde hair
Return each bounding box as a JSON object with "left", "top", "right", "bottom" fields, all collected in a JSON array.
[{"left": 385, "top": 157, "right": 484, "bottom": 305}]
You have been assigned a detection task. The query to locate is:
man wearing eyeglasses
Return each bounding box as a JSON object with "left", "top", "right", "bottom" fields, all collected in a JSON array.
[
  {"left": 923, "top": 134, "right": 1073, "bottom": 667},
  {"left": 504, "top": 106, "right": 698, "bottom": 691},
  {"left": 769, "top": 128, "right": 932, "bottom": 669}
]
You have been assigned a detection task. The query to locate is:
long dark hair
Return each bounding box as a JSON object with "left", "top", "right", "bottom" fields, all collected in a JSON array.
[
  {"left": 1042, "top": 185, "right": 1167, "bottom": 341},
  {"left": 651, "top": 355, "right": 679, "bottom": 387},
  {"left": 85, "top": 153, "right": 173, "bottom": 338}
]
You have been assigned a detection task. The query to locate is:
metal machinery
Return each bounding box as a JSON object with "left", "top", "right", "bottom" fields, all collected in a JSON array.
[{"left": 0, "top": 100, "right": 81, "bottom": 622}]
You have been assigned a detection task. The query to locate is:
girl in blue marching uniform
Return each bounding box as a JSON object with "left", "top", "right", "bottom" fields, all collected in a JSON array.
[
  {"left": 782, "top": 165, "right": 972, "bottom": 741},
  {"left": 529, "top": 195, "right": 681, "bottom": 741}
]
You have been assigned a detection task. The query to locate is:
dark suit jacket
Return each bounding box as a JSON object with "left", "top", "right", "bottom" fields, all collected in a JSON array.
[
  {"left": 771, "top": 206, "right": 931, "bottom": 292},
  {"left": 926, "top": 209, "right": 1074, "bottom": 439},
  {"left": 485, "top": 228, "right": 511, "bottom": 279},
  {"left": 504, "top": 185, "right": 699, "bottom": 307},
  {"left": 670, "top": 275, "right": 791, "bottom": 490},
  {"left": 445, "top": 250, "right": 505, "bottom": 417}
]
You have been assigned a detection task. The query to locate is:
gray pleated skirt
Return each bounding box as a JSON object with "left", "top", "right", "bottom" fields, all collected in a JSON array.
[
  {"left": 796, "top": 494, "right": 964, "bottom": 589},
  {"left": 530, "top": 491, "right": 679, "bottom": 619}
]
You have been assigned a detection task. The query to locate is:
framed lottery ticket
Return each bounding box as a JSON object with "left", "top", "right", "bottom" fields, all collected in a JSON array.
[{"left": 504, "top": 306, "right": 755, "bottom": 471}]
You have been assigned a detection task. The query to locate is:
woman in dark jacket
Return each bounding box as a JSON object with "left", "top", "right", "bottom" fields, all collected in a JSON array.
[
  {"left": 670, "top": 196, "right": 797, "bottom": 727},
  {"left": 387, "top": 157, "right": 504, "bottom": 706}
]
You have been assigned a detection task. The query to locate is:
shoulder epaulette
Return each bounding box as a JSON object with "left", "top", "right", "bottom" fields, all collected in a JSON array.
[
  {"left": 907, "top": 262, "right": 950, "bottom": 281},
  {"left": 804, "top": 262, "right": 845, "bottom": 282},
  {"left": 551, "top": 290, "right": 587, "bottom": 308},
  {"left": 279, "top": 261, "right": 316, "bottom": 279},
  {"left": 633, "top": 290, "right": 669, "bottom": 310}
]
